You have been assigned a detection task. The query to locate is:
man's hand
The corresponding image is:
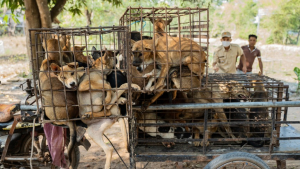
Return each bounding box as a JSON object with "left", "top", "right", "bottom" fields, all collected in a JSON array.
[
  {"left": 258, "top": 71, "right": 263, "bottom": 76},
  {"left": 242, "top": 66, "right": 247, "bottom": 74},
  {"left": 213, "top": 66, "right": 219, "bottom": 72}
]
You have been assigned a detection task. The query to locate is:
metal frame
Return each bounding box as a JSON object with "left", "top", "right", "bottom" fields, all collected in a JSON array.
[
  {"left": 119, "top": 7, "right": 300, "bottom": 169},
  {"left": 28, "top": 26, "right": 130, "bottom": 123}
]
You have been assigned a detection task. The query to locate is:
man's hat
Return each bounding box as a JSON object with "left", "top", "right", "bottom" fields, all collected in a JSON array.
[{"left": 222, "top": 32, "right": 231, "bottom": 38}]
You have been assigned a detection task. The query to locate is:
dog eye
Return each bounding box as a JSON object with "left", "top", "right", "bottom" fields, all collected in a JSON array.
[
  {"left": 71, "top": 72, "right": 74, "bottom": 76},
  {"left": 60, "top": 77, "right": 66, "bottom": 80}
]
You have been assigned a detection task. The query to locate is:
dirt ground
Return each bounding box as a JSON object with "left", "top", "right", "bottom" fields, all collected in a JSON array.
[{"left": 1, "top": 36, "right": 300, "bottom": 169}]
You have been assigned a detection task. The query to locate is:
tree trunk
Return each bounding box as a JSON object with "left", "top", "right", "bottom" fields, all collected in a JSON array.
[
  {"left": 36, "top": 0, "right": 52, "bottom": 28},
  {"left": 24, "top": 0, "right": 42, "bottom": 77},
  {"left": 85, "top": 9, "right": 92, "bottom": 26},
  {"left": 50, "top": 0, "right": 67, "bottom": 22}
]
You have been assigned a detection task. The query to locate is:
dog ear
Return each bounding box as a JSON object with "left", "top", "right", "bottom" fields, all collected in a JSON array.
[
  {"left": 80, "top": 46, "right": 86, "bottom": 51},
  {"left": 92, "top": 46, "right": 97, "bottom": 53},
  {"left": 144, "top": 43, "right": 153, "bottom": 51},
  {"left": 131, "top": 39, "right": 136, "bottom": 45},
  {"left": 67, "top": 62, "right": 79, "bottom": 69},
  {"left": 50, "top": 63, "right": 61, "bottom": 75},
  {"left": 167, "top": 18, "right": 173, "bottom": 25},
  {"left": 149, "top": 17, "right": 155, "bottom": 24}
]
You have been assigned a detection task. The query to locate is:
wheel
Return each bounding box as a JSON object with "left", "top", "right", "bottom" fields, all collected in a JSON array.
[
  {"left": 204, "top": 152, "right": 270, "bottom": 169},
  {"left": 66, "top": 139, "right": 80, "bottom": 169}
]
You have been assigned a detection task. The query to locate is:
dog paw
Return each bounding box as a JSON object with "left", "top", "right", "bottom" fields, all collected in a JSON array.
[
  {"left": 193, "top": 141, "right": 201, "bottom": 147},
  {"left": 117, "top": 97, "right": 127, "bottom": 104},
  {"left": 82, "top": 112, "right": 92, "bottom": 119},
  {"left": 131, "top": 84, "right": 141, "bottom": 91},
  {"left": 149, "top": 86, "right": 156, "bottom": 92},
  {"left": 162, "top": 142, "right": 175, "bottom": 148},
  {"left": 200, "top": 140, "right": 210, "bottom": 147}
]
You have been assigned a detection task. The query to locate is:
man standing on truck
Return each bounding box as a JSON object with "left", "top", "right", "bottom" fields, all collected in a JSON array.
[
  {"left": 236, "top": 34, "right": 263, "bottom": 75},
  {"left": 213, "top": 32, "right": 247, "bottom": 74}
]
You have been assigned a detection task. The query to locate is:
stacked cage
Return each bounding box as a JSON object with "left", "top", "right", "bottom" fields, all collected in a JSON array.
[
  {"left": 120, "top": 7, "right": 289, "bottom": 165},
  {"left": 29, "top": 26, "right": 131, "bottom": 123}
]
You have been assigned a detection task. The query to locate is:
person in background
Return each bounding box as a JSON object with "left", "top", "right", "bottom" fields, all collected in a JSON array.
[
  {"left": 236, "top": 34, "right": 263, "bottom": 75},
  {"left": 213, "top": 32, "right": 247, "bottom": 74}
]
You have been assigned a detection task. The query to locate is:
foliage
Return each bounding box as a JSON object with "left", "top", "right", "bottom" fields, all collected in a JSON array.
[
  {"left": 211, "top": 0, "right": 258, "bottom": 39},
  {"left": 294, "top": 67, "right": 300, "bottom": 81},
  {"left": 261, "top": 0, "right": 300, "bottom": 44}
]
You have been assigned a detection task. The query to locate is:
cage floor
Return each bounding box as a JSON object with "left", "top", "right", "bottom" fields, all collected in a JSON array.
[{"left": 134, "top": 125, "right": 300, "bottom": 161}]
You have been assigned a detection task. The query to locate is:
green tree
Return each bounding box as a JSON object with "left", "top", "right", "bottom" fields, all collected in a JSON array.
[
  {"left": 211, "top": 0, "right": 258, "bottom": 39},
  {"left": 262, "top": 0, "right": 300, "bottom": 44}
]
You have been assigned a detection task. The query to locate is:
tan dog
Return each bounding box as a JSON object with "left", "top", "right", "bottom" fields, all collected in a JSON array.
[
  {"left": 149, "top": 17, "right": 173, "bottom": 39},
  {"left": 132, "top": 38, "right": 207, "bottom": 93},
  {"left": 39, "top": 58, "right": 78, "bottom": 166},
  {"left": 71, "top": 46, "right": 93, "bottom": 66},
  {"left": 57, "top": 51, "right": 140, "bottom": 169},
  {"left": 132, "top": 17, "right": 207, "bottom": 92},
  {"left": 42, "top": 35, "right": 72, "bottom": 64}
]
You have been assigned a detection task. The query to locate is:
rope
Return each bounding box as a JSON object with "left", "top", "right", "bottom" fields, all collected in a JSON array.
[
  {"left": 131, "top": 19, "right": 147, "bottom": 31},
  {"left": 103, "top": 134, "right": 129, "bottom": 169}
]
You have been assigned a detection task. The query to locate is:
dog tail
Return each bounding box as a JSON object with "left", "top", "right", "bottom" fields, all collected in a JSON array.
[{"left": 67, "top": 121, "right": 77, "bottom": 166}]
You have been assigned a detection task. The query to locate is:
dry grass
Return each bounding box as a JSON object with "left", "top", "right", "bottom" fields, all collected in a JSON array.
[{"left": 0, "top": 36, "right": 27, "bottom": 57}]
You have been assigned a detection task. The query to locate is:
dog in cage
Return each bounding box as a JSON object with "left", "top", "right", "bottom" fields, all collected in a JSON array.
[
  {"left": 53, "top": 49, "right": 140, "bottom": 169},
  {"left": 39, "top": 38, "right": 79, "bottom": 166},
  {"left": 131, "top": 21, "right": 207, "bottom": 98},
  {"left": 149, "top": 17, "right": 173, "bottom": 39},
  {"left": 143, "top": 66, "right": 252, "bottom": 146},
  {"left": 40, "top": 34, "right": 72, "bottom": 65}
]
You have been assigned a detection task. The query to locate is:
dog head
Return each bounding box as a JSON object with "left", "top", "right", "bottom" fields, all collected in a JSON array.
[
  {"left": 131, "top": 40, "right": 154, "bottom": 67},
  {"left": 222, "top": 82, "right": 251, "bottom": 100},
  {"left": 149, "top": 17, "right": 173, "bottom": 33},
  {"left": 50, "top": 62, "right": 84, "bottom": 89},
  {"left": 93, "top": 50, "right": 116, "bottom": 74},
  {"left": 71, "top": 46, "right": 93, "bottom": 65}
]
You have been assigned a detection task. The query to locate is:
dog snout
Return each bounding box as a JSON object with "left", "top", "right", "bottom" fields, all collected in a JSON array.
[
  {"left": 70, "top": 82, "right": 76, "bottom": 87},
  {"left": 133, "top": 60, "right": 141, "bottom": 66}
]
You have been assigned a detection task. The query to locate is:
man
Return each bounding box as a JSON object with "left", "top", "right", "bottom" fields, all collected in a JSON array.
[
  {"left": 213, "top": 32, "right": 247, "bottom": 74},
  {"left": 237, "top": 34, "right": 263, "bottom": 75}
]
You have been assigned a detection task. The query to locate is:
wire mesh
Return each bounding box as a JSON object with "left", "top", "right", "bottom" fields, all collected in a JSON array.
[{"left": 29, "top": 26, "right": 131, "bottom": 123}]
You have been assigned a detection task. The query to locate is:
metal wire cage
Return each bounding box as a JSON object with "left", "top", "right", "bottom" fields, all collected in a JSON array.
[
  {"left": 119, "top": 7, "right": 210, "bottom": 94},
  {"left": 28, "top": 26, "right": 131, "bottom": 123},
  {"left": 130, "top": 73, "right": 290, "bottom": 165}
]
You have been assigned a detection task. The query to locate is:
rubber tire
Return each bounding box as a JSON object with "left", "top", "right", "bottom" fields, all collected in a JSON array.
[
  {"left": 204, "top": 152, "right": 270, "bottom": 169},
  {"left": 66, "top": 140, "right": 80, "bottom": 169}
]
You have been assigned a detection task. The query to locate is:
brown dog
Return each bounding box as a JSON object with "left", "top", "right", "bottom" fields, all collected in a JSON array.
[
  {"left": 41, "top": 35, "right": 72, "bottom": 65},
  {"left": 132, "top": 38, "right": 207, "bottom": 93},
  {"left": 149, "top": 17, "right": 173, "bottom": 39},
  {"left": 71, "top": 46, "right": 93, "bottom": 66},
  {"left": 39, "top": 58, "right": 78, "bottom": 166}
]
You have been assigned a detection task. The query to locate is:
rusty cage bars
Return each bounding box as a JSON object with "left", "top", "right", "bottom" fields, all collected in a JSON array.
[
  {"left": 119, "top": 7, "right": 300, "bottom": 168},
  {"left": 29, "top": 26, "right": 131, "bottom": 123}
]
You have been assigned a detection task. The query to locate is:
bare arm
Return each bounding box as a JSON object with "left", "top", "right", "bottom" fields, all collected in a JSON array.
[
  {"left": 240, "top": 54, "right": 247, "bottom": 73},
  {"left": 258, "top": 57, "right": 263, "bottom": 75}
]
